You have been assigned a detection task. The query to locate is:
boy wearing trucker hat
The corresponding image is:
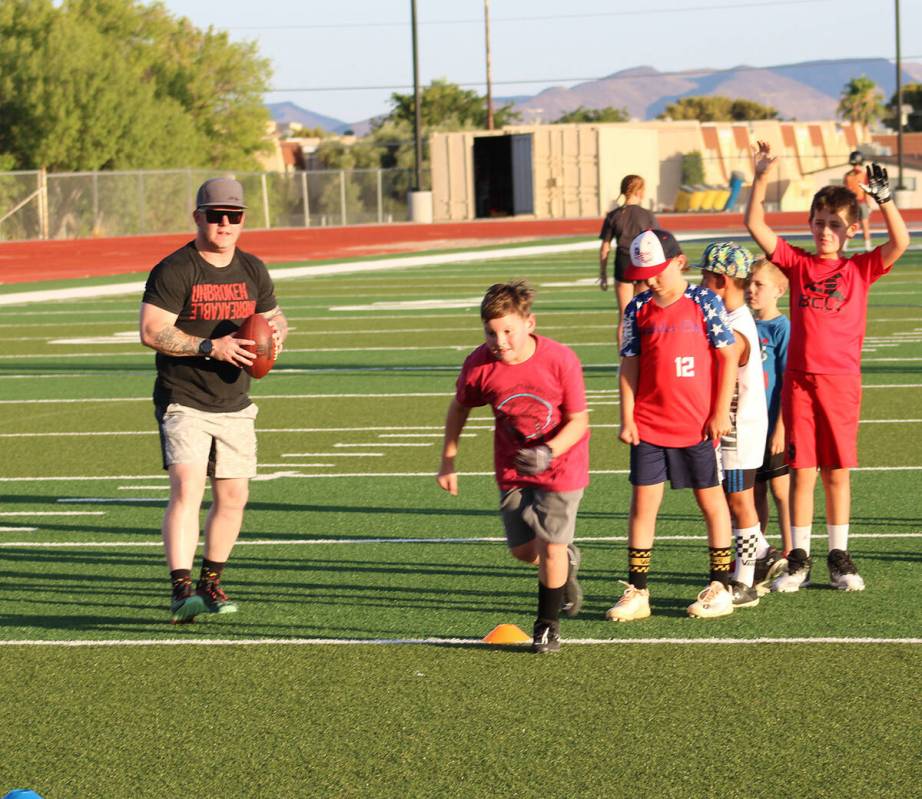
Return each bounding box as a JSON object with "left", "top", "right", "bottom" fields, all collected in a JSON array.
[
  {"left": 606, "top": 229, "right": 739, "bottom": 621},
  {"left": 696, "top": 242, "right": 785, "bottom": 607}
]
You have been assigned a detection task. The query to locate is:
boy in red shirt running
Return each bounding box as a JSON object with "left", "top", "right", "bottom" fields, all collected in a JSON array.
[
  {"left": 437, "top": 281, "right": 590, "bottom": 653},
  {"left": 605, "top": 230, "right": 739, "bottom": 622},
  {"left": 745, "top": 142, "right": 909, "bottom": 591}
]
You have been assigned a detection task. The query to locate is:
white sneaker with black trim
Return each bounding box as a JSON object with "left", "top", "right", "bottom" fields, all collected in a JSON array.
[
  {"left": 828, "top": 549, "right": 866, "bottom": 591},
  {"left": 687, "top": 581, "right": 734, "bottom": 619},
  {"left": 771, "top": 548, "right": 813, "bottom": 593}
]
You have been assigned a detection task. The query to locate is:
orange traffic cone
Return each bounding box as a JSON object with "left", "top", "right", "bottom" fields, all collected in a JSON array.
[{"left": 482, "top": 623, "right": 531, "bottom": 644}]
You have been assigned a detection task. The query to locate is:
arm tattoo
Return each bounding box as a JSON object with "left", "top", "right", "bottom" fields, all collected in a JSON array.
[{"left": 154, "top": 326, "right": 200, "bottom": 356}]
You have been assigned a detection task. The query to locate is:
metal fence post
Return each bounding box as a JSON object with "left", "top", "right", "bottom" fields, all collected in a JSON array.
[
  {"left": 340, "top": 170, "right": 347, "bottom": 225},
  {"left": 260, "top": 172, "right": 270, "bottom": 229},
  {"left": 137, "top": 172, "right": 145, "bottom": 233},
  {"left": 92, "top": 173, "right": 99, "bottom": 234},
  {"left": 301, "top": 170, "right": 310, "bottom": 228},
  {"left": 39, "top": 168, "right": 48, "bottom": 240},
  {"left": 377, "top": 169, "right": 383, "bottom": 224}
]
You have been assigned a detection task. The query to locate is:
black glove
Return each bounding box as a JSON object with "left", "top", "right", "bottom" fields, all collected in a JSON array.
[
  {"left": 514, "top": 444, "right": 553, "bottom": 475},
  {"left": 861, "top": 163, "right": 892, "bottom": 204}
]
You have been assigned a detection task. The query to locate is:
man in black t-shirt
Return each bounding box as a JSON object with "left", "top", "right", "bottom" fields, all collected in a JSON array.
[{"left": 140, "top": 177, "right": 288, "bottom": 624}]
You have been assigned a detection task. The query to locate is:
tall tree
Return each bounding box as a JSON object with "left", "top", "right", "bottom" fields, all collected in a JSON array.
[
  {"left": 0, "top": 0, "right": 272, "bottom": 171},
  {"left": 384, "top": 79, "right": 519, "bottom": 131},
  {"left": 554, "top": 106, "right": 630, "bottom": 124},
  {"left": 838, "top": 76, "right": 885, "bottom": 127},
  {"left": 887, "top": 82, "right": 922, "bottom": 133},
  {"left": 658, "top": 96, "right": 778, "bottom": 122}
]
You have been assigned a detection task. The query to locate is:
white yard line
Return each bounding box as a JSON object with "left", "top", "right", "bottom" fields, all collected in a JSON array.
[
  {"left": 6, "top": 464, "right": 922, "bottom": 483},
  {"left": 3, "top": 384, "right": 921, "bottom": 407},
  {"left": 0, "top": 636, "right": 918, "bottom": 648},
  {"left": 2, "top": 531, "right": 921, "bottom": 548},
  {"left": 0, "top": 511, "right": 105, "bottom": 516}
]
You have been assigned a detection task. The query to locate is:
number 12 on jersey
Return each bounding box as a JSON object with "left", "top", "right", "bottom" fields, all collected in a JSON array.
[{"left": 674, "top": 356, "right": 695, "bottom": 377}]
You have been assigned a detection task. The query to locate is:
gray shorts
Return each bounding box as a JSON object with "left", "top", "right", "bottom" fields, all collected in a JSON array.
[
  {"left": 499, "top": 487, "right": 584, "bottom": 548},
  {"left": 155, "top": 402, "right": 258, "bottom": 479},
  {"left": 857, "top": 203, "right": 870, "bottom": 221}
]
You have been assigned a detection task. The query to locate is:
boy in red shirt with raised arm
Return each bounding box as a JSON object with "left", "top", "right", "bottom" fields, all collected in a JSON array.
[
  {"left": 437, "top": 281, "right": 590, "bottom": 654},
  {"left": 745, "top": 142, "right": 909, "bottom": 591}
]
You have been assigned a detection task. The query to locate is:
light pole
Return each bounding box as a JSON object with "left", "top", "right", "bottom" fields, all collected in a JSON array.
[
  {"left": 411, "top": 0, "right": 422, "bottom": 192},
  {"left": 484, "top": 0, "right": 494, "bottom": 130},
  {"left": 895, "top": 0, "right": 905, "bottom": 190}
]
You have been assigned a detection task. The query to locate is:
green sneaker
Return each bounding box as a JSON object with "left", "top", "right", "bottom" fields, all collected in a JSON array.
[
  {"left": 170, "top": 593, "right": 206, "bottom": 624},
  {"left": 196, "top": 581, "right": 238, "bottom": 614}
]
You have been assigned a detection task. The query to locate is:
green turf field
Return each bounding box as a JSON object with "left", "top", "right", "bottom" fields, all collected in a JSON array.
[{"left": 1, "top": 238, "right": 920, "bottom": 797}]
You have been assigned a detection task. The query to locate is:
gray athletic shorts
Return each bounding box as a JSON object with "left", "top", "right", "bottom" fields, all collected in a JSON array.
[
  {"left": 499, "top": 486, "right": 584, "bottom": 547},
  {"left": 857, "top": 203, "right": 870, "bottom": 221},
  {"left": 155, "top": 402, "right": 258, "bottom": 479}
]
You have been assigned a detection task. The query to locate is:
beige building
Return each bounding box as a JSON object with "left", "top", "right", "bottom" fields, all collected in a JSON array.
[{"left": 429, "top": 119, "right": 920, "bottom": 221}]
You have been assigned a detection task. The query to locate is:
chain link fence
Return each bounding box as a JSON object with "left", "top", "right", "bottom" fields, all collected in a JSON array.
[{"left": 0, "top": 167, "right": 428, "bottom": 241}]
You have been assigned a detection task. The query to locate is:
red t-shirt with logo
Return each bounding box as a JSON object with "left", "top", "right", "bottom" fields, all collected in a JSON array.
[
  {"left": 455, "top": 335, "right": 590, "bottom": 492},
  {"left": 770, "top": 238, "right": 889, "bottom": 375},
  {"left": 621, "top": 285, "right": 736, "bottom": 448}
]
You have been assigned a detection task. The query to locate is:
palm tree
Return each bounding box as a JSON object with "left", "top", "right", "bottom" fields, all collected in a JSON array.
[{"left": 838, "top": 76, "right": 885, "bottom": 126}]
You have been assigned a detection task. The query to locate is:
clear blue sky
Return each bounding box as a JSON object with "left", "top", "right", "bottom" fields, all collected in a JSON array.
[{"left": 163, "top": 0, "right": 922, "bottom": 124}]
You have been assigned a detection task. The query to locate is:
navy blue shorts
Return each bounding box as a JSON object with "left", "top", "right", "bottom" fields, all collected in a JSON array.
[{"left": 630, "top": 439, "right": 721, "bottom": 489}]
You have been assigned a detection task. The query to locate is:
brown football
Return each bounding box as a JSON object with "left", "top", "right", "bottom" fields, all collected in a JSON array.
[{"left": 234, "top": 314, "right": 275, "bottom": 379}]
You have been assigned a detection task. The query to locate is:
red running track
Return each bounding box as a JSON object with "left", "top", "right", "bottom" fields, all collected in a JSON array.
[{"left": 1, "top": 211, "right": 919, "bottom": 285}]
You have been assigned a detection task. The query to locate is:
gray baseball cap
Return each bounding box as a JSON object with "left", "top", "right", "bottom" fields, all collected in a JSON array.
[{"left": 196, "top": 177, "right": 247, "bottom": 209}]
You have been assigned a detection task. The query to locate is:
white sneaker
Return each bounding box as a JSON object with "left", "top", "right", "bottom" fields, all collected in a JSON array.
[
  {"left": 687, "top": 581, "right": 734, "bottom": 619},
  {"left": 605, "top": 583, "right": 651, "bottom": 622},
  {"left": 771, "top": 548, "right": 812, "bottom": 593}
]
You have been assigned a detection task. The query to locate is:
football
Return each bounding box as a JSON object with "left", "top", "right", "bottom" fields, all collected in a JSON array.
[{"left": 234, "top": 314, "right": 275, "bottom": 379}]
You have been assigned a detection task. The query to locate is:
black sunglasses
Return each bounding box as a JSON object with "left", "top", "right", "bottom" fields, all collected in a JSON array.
[{"left": 203, "top": 208, "right": 244, "bottom": 224}]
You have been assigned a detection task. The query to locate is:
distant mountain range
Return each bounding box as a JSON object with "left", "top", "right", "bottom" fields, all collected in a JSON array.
[{"left": 268, "top": 58, "right": 922, "bottom": 133}]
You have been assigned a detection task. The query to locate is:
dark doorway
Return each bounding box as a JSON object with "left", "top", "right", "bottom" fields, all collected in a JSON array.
[{"left": 473, "top": 134, "right": 534, "bottom": 218}]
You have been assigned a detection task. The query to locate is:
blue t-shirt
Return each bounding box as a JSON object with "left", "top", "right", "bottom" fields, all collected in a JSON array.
[{"left": 756, "top": 314, "right": 790, "bottom": 434}]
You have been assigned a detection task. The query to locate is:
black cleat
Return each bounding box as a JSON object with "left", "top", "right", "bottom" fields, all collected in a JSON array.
[
  {"left": 532, "top": 619, "right": 561, "bottom": 654},
  {"left": 561, "top": 543, "right": 583, "bottom": 618}
]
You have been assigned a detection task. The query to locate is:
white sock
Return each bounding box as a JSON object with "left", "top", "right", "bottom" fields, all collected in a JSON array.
[
  {"left": 828, "top": 524, "right": 849, "bottom": 552},
  {"left": 791, "top": 525, "right": 812, "bottom": 555},
  {"left": 864, "top": 239, "right": 872, "bottom": 252},
  {"left": 755, "top": 530, "right": 771, "bottom": 559},
  {"left": 732, "top": 525, "right": 761, "bottom": 587}
]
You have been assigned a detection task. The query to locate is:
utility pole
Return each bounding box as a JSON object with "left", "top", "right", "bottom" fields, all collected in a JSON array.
[
  {"left": 895, "top": 0, "right": 905, "bottom": 190},
  {"left": 411, "top": 0, "right": 422, "bottom": 191},
  {"left": 484, "top": 0, "right": 494, "bottom": 130}
]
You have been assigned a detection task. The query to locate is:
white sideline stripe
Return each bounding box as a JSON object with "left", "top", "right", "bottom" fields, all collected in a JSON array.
[
  {"left": 4, "top": 384, "right": 922, "bottom": 406},
  {"left": 0, "top": 241, "right": 601, "bottom": 307},
  {"left": 2, "top": 532, "right": 920, "bottom": 549},
  {"left": 9, "top": 465, "right": 922, "bottom": 483},
  {"left": 333, "top": 443, "right": 435, "bottom": 448},
  {"left": 0, "top": 636, "right": 918, "bottom": 648},
  {"left": 0, "top": 527, "right": 37, "bottom": 532}
]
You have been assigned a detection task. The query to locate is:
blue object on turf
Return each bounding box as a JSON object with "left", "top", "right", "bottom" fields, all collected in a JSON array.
[{"left": 3, "top": 790, "right": 45, "bottom": 799}]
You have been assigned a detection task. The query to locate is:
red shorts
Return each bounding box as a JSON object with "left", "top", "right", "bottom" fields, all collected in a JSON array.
[{"left": 781, "top": 371, "right": 861, "bottom": 469}]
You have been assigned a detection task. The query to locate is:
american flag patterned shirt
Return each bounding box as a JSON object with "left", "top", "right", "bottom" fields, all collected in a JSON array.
[{"left": 621, "top": 284, "right": 736, "bottom": 448}]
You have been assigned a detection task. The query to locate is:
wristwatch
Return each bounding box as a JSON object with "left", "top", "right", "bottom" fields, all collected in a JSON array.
[{"left": 198, "top": 338, "right": 213, "bottom": 359}]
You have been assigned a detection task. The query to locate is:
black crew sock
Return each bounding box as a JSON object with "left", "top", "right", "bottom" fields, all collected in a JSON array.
[
  {"left": 537, "top": 582, "right": 563, "bottom": 623},
  {"left": 170, "top": 569, "right": 192, "bottom": 599},
  {"left": 197, "top": 558, "right": 225, "bottom": 589},
  {"left": 628, "top": 547, "right": 652, "bottom": 590}
]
